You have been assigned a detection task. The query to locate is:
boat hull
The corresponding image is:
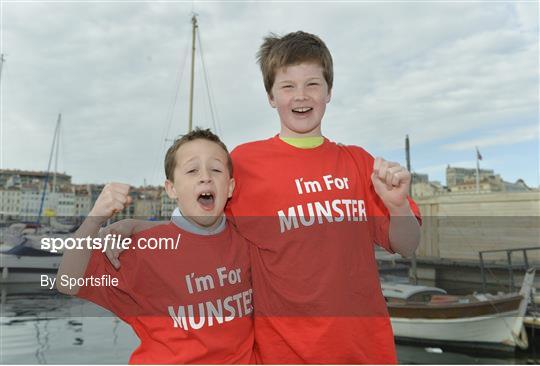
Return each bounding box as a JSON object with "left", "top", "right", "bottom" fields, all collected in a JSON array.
[
  {"left": 388, "top": 295, "right": 522, "bottom": 319},
  {"left": 390, "top": 310, "right": 524, "bottom": 347},
  {"left": 0, "top": 253, "right": 60, "bottom": 283}
]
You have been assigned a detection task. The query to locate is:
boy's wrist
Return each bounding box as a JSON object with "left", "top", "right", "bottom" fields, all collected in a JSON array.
[
  {"left": 84, "top": 215, "right": 107, "bottom": 227},
  {"left": 387, "top": 202, "right": 414, "bottom": 217},
  {"left": 124, "top": 218, "right": 137, "bottom": 230}
]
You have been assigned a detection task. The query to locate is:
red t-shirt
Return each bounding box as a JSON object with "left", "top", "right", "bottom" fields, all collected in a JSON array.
[
  {"left": 228, "top": 136, "right": 420, "bottom": 364},
  {"left": 78, "top": 222, "right": 255, "bottom": 364}
]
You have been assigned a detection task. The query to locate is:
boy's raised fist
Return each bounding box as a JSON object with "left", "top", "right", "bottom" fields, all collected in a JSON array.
[
  {"left": 88, "top": 183, "right": 132, "bottom": 224},
  {"left": 371, "top": 157, "right": 411, "bottom": 214}
]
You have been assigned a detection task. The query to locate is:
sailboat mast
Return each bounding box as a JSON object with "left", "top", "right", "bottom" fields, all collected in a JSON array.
[
  {"left": 52, "top": 114, "right": 62, "bottom": 193},
  {"left": 37, "top": 113, "right": 61, "bottom": 223},
  {"left": 405, "top": 135, "right": 418, "bottom": 285},
  {"left": 188, "top": 15, "right": 198, "bottom": 133},
  {"left": 0, "top": 54, "right": 5, "bottom": 84}
]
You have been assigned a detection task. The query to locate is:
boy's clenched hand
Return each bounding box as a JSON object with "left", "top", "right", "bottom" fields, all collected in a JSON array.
[
  {"left": 88, "top": 183, "right": 132, "bottom": 225},
  {"left": 371, "top": 157, "right": 412, "bottom": 215},
  {"left": 100, "top": 219, "right": 169, "bottom": 269},
  {"left": 99, "top": 219, "right": 137, "bottom": 269}
]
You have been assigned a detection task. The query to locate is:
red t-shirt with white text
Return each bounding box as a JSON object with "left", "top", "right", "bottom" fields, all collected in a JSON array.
[
  {"left": 78, "top": 223, "right": 254, "bottom": 364},
  {"left": 228, "top": 136, "right": 420, "bottom": 364}
]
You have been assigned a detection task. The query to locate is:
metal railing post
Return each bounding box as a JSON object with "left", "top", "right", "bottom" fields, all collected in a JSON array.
[
  {"left": 506, "top": 250, "right": 514, "bottom": 292},
  {"left": 479, "top": 252, "right": 487, "bottom": 293}
]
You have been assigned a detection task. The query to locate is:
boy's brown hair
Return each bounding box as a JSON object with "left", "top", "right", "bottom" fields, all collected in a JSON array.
[
  {"left": 256, "top": 31, "right": 334, "bottom": 95},
  {"left": 164, "top": 127, "right": 233, "bottom": 181}
]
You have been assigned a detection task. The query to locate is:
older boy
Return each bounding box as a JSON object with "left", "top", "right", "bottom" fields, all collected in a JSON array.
[
  {"left": 225, "top": 31, "right": 421, "bottom": 364},
  {"left": 56, "top": 128, "right": 254, "bottom": 364},
  {"left": 106, "top": 31, "right": 420, "bottom": 364}
]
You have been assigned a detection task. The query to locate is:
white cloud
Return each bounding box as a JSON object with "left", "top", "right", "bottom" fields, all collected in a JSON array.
[
  {"left": 1, "top": 2, "right": 538, "bottom": 186},
  {"left": 443, "top": 124, "right": 539, "bottom": 151},
  {"left": 514, "top": 2, "right": 539, "bottom": 32}
]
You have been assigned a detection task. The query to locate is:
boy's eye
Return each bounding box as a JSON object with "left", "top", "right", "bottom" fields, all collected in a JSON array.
[
  {"left": 212, "top": 169, "right": 222, "bottom": 173},
  {"left": 187, "top": 169, "right": 197, "bottom": 174},
  {"left": 308, "top": 82, "right": 319, "bottom": 86},
  {"left": 282, "top": 85, "right": 293, "bottom": 89}
]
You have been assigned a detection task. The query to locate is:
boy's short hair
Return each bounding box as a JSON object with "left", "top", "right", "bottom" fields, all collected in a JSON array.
[
  {"left": 164, "top": 127, "right": 233, "bottom": 181},
  {"left": 256, "top": 31, "right": 333, "bottom": 95}
]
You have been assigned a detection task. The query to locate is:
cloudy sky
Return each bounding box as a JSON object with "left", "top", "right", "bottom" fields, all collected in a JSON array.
[{"left": 1, "top": 1, "right": 538, "bottom": 188}]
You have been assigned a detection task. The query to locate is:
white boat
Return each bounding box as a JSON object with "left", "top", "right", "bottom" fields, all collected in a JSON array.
[
  {"left": 0, "top": 239, "right": 62, "bottom": 283},
  {"left": 1, "top": 223, "right": 41, "bottom": 248},
  {"left": 383, "top": 268, "right": 535, "bottom": 351}
]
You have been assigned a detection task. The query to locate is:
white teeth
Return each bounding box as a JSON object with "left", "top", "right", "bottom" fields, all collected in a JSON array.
[
  {"left": 200, "top": 192, "right": 212, "bottom": 197},
  {"left": 292, "top": 107, "right": 312, "bottom": 113}
]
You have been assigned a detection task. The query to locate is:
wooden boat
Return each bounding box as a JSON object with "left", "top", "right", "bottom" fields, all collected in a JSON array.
[{"left": 382, "top": 268, "right": 535, "bottom": 351}]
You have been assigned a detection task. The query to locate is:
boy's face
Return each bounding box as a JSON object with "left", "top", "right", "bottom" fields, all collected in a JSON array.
[
  {"left": 268, "top": 62, "right": 331, "bottom": 138},
  {"left": 164, "top": 139, "right": 234, "bottom": 229}
]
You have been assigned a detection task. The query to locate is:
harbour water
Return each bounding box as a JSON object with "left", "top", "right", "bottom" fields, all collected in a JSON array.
[{"left": 0, "top": 284, "right": 538, "bottom": 364}]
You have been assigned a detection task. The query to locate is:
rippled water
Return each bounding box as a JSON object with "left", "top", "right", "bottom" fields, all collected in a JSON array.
[
  {"left": 0, "top": 284, "right": 139, "bottom": 364},
  {"left": 0, "top": 284, "right": 537, "bottom": 364}
]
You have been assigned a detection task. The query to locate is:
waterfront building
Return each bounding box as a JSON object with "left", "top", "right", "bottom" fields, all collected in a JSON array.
[
  {"left": 73, "top": 184, "right": 93, "bottom": 218},
  {"left": 19, "top": 184, "right": 42, "bottom": 220},
  {"left": 0, "top": 169, "right": 71, "bottom": 188},
  {"left": 411, "top": 172, "right": 429, "bottom": 184},
  {"left": 160, "top": 189, "right": 176, "bottom": 218},
  {"left": 446, "top": 166, "right": 494, "bottom": 187},
  {"left": 18, "top": 183, "right": 75, "bottom": 220},
  {"left": 133, "top": 186, "right": 162, "bottom": 219},
  {"left": 447, "top": 166, "right": 531, "bottom": 194},
  {"left": 412, "top": 180, "right": 447, "bottom": 198},
  {"left": 0, "top": 187, "right": 21, "bottom": 221}
]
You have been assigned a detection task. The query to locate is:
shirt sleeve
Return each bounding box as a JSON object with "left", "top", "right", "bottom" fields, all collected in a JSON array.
[
  {"left": 345, "top": 146, "right": 422, "bottom": 253},
  {"left": 77, "top": 248, "right": 140, "bottom": 318}
]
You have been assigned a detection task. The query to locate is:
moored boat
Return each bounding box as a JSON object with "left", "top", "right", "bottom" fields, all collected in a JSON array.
[
  {"left": 382, "top": 268, "right": 535, "bottom": 351},
  {"left": 0, "top": 239, "right": 62, "bottom": 283}
]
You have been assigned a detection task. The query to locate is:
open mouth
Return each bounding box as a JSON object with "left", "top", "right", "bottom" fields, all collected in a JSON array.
[
  {"left": 197, "top": 192, "right": 215, "bottom": 210},
  {"left": 292, "top": 107, "right": 313, "bottom": 115}
]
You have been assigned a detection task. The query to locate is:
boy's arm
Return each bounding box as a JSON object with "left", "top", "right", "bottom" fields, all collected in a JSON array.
[
  {"left": 388, "top": 203, "right": 421, "bottom": 258},
  {"left": 56, "top": 183, "right": 131, "bottom": 295},
  {"left": 100, "top": 219, "right": 168, "bottom": 269},
  {"left": 371, "top": 157, "right": 421, "bottom": 257}
]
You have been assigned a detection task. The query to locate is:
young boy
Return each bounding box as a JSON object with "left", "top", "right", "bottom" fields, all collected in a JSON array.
[
  {"left": 56, "top": 128, "right": 254, "bottom": 364},
  {"left": 224, "top": 31, "right": 421, "bottom": 364},
  {"left": 107, "top": 31, "right": 421, "bottom": 364}
]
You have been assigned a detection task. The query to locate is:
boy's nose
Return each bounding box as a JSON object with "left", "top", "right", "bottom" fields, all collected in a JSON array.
[
  {"left": 199, "top": 171, "right": 212, "bottom": 183},
  {"left": 293, "top": 90, "right": 308, "bottom": 101}
]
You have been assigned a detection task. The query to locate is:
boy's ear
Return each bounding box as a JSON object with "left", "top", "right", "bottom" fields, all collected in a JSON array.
[
  {"left": 326, "top": 88, "right": 332, "bottom": 103},
  {"left": 267, "top": 92, "right": 277, "bottom": 108},
  {"left": 164, "top": 179, "right": 178, "bottom": 200},
  {"left": 227, "top": 177, "right": 235, "bottom": 198}
]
